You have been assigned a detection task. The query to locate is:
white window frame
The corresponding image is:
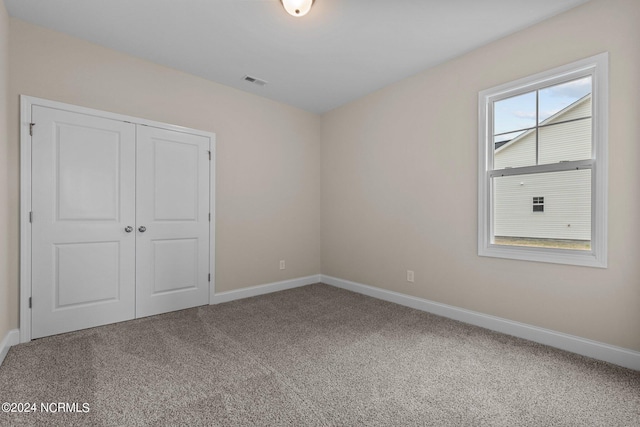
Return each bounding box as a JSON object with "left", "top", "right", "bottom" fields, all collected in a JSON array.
[{"left": 478, "top": 53, "right": 608, "bottom": 268}]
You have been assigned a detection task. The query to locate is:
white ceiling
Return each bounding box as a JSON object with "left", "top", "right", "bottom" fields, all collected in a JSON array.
[{"left": 5, "top": 0, "right": 591, "bottom": 114}]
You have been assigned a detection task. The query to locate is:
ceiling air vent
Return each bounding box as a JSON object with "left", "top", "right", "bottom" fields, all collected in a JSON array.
[{"left": 243, "top": 75, "right": 268, "bottom": 87}]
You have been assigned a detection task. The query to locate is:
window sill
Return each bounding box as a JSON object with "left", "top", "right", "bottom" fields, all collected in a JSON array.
[{"left": 478, "top": 244, "right": 607, "bottom": 268}]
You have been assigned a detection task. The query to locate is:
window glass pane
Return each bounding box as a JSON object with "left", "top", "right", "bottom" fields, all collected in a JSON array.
[
  {"left": 538, "top": 118, "right": 592, "bottom": 165},
  {"left": 494, "top": 130, "right": 526, "bottom": 145},
  {"left": 493, "top": 129, "right": 537, "bottom": 169},
  {"left": 492, "top": 169, "right": 591, "bottom": 251},
  {"left": 538, "top": 76, "right": 592, "bottom": 123},
  {"left": 494, "top": 91, "right": 536, "bottom": 135}
]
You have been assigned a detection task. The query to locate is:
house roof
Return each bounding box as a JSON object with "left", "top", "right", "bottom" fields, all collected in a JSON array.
[{"left": 495, "top": 93, "right": 591, "bottom": 154}]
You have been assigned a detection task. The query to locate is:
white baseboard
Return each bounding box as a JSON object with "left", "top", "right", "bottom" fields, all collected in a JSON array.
[
  {"left": 321, "top": 275, "right": 640, "bottom": 371},
  {"left": 212, "top": 275, "right": 322, "bottom": 304},
  {"left": 0, "top": 329, "right": 20, "bottom": 367}
]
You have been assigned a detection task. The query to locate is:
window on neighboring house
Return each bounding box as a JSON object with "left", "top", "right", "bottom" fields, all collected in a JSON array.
[
  {"left": 478, "top": 53, "right": 608, "bottom": 267},
  {"left": 533, "top": 197, "right": 544, "bottom": 212}
]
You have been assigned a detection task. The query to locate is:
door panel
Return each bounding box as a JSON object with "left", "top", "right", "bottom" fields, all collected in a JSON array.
[
  {"left": 135, "top": 126, "right": 210, "bottom": 317},
  {"left": 153, "top": 139, "right": 199, "bottom": 221},
  {"left": 55, "top": 241, "right": 121, "bottom": 307},
  {"left": 152, "top": 238, "right": 198, "bottom": 294},
  {"left": 56, "top": 124, "right": 121, "bottom": 220},
  {"left": 31, "top": 106, "right": 136, "bottom": 339}
]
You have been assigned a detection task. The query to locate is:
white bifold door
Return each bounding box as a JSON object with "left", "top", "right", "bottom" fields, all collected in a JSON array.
[
  {"left": 31, "top": 105, "right": 211, "bottom": 339},
  {"left": 135, "top": 125, "right": 210, "bottom": 318}
]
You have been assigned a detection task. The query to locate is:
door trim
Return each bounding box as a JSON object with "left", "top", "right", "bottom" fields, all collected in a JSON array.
[{"left": 19, "top": 95, "right": 216, "bottom": 343}]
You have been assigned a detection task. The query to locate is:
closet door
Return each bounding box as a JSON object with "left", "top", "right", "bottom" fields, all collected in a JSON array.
[
  {"left": 135, "top": 125, "right": 211, "bottom": 317},
  {"left": 31, "top": 106, "right": 136, "bottom": 339}
]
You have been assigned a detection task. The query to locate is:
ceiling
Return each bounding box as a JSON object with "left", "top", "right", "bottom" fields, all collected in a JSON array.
[{"left": 5, "top": 0, "right": 591, "bottom": 114}]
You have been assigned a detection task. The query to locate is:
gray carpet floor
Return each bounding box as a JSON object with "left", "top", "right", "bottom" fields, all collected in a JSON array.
[{"left": 0, "top": 283, "right": 639, "bottom": 426}]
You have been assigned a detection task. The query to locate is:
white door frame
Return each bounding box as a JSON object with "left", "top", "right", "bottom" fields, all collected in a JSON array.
[{"left": 19, "top": 95, "right": 216, "bottom": 343}]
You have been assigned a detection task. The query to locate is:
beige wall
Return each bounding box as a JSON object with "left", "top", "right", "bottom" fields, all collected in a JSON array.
[
  {"left": 321, "top": 0, "right": 640, "bottom": 351},
  {"left": 6, "top": 19, "right": 321, "bottom": 331},
  {"left": 0, "top": 1, "right": 10, "bottom": 341}
]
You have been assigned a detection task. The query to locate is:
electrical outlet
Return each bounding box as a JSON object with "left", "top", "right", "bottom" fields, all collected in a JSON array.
[
  {"left": 280, "top": 260, "right": 285, "bottom": 270},
  {"left": 407, "top": 270, "right": 415, "bottom": 283}
]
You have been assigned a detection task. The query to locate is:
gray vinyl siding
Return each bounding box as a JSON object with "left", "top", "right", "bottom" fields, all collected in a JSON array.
[
  {"left": 493, "top": 170, "right": 591, "bottom": 240},
  {"left": 494, "top": 131, "right": 536, "bottom": 169},
  {"left": 539, "top": 118, "right": 591, "bottom": 164}
]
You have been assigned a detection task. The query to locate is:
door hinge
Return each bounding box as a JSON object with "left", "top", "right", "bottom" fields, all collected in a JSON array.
[
  {"left": 208, "top": 213, "right": 211, "bottom": 222},
  {"left": 208, "top": 150, "right": 211, "bottom": 161},
  {"left": 29, "top": 211, "right": 33, "bottom": 223},
  {"left": 29, "top": 297, "right": 32, "bottom": 308},
  {"left": 208, "top": 273, "right": 211, "bottom": 282},
  {"left": 29, "top": 123, "right": 35, "bottom": 136}
]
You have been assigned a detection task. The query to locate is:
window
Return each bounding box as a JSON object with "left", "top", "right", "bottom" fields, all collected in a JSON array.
[
  {"left": 478, "top": 53, "right": 608, "bottom": 267},
  {"left": 532, "top": 197, "right": 544, "bottom": 212}
]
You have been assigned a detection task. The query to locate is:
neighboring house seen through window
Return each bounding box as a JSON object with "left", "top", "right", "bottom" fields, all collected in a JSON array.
[{"left": 478, "top": 53, "right": 608, "bottom": 267}]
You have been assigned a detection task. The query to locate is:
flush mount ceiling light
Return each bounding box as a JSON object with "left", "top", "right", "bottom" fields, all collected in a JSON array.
[{"left": 280, "top": 0, "right": 315, "bottom": 17}]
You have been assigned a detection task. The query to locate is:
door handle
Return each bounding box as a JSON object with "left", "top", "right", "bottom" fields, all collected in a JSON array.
[
  {"left": 138, "top": 226, "right": 147, "bottom": 233},
  {"left": 124, "top": 226, "right": 133, "bottom": 233}
]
